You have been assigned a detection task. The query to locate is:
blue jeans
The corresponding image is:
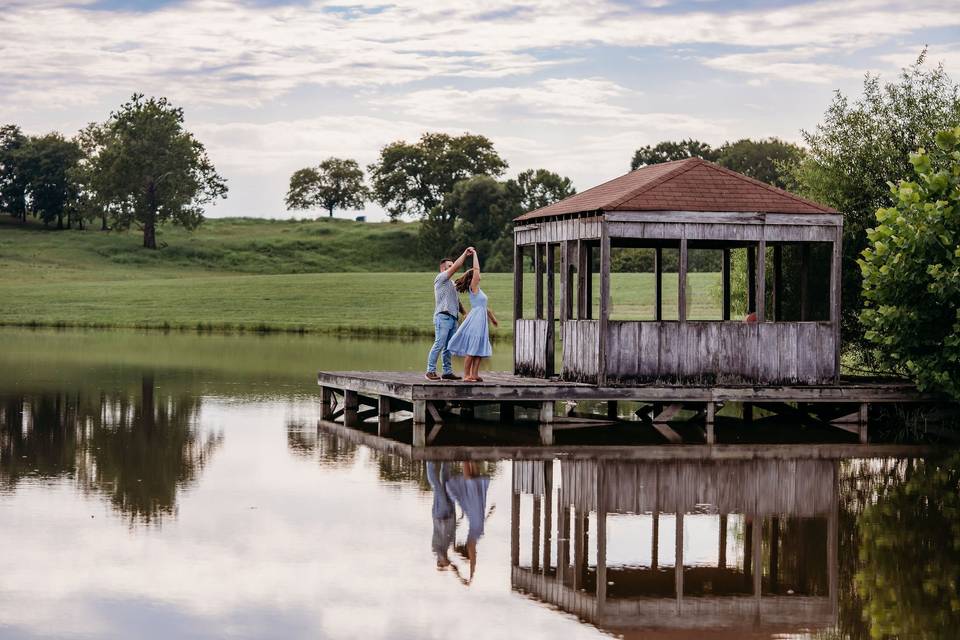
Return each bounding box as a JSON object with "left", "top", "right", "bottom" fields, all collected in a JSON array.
[{"left": 427, "top": 313, "right": 457, "bottom": 375}]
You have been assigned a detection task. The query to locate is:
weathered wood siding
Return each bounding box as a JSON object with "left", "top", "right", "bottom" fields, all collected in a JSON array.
[
  {"left": 557, "top": 459, "right": 835, "bottom": 517},
  {"left": 515, "top": 319, "right": 551, "bottom": 377},
  {"left": 561, "top": 320, "right": 600, "bottom": 382},
  {"left": 604, "top": 321, "right": 835, "bottom": 384},
  {"left": 515, "top": 216, "right": 602, "bottom": 246}
]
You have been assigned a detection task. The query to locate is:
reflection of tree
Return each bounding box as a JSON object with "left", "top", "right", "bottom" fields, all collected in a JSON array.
[
  {"left": 855, "top": 454, "right": 960, "bottom": 640},
  {"left": 0, "top": 376, "right": 221, "bottom": 524}
]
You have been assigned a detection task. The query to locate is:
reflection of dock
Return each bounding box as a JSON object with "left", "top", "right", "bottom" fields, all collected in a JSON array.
[
  {"left": 317, "top": 370, "right": 943, "bottom": 446},
  {"left": 510, "top": 458, "right": 839, "bottom": 633}
]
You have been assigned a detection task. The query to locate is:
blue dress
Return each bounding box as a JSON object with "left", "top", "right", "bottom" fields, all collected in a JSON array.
[{"left": 447, "top": 289, "right": 493, "bottom": 357}]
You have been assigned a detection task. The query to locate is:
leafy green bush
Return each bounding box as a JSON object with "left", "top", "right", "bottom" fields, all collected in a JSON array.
[{"left": 859, "top": 127, "right": 960, "bottom": 398}]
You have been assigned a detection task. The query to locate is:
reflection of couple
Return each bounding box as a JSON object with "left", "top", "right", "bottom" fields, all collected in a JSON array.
[
  {"left": 425, "top": 247, "right": 499, "bottom": 383},
  {"left": 427, "top": 461, "right": 491, "bottom": 584}
]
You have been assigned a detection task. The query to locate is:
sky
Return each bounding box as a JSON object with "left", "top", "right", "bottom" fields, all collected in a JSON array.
[{"left": 1, "top": 0, "right": 958, "bottom": 222}]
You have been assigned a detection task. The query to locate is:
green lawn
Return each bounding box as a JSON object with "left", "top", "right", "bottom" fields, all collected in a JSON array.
[{"left": 1, "top": 216, "right": 721, "bottom": 337}]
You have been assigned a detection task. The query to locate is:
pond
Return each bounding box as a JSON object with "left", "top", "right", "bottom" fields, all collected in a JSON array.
[{"left": 1, "top": 328, "right": 957, "bottom": 639}]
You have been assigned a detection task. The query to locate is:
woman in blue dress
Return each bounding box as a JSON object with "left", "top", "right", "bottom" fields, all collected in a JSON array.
[{"left": 448, "top": 249, "right": 498, "bottom": 382}]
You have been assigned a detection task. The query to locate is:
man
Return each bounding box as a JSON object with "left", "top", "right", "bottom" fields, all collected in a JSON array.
[{"left": 426, "top": 247, "right": 473, "bottom": 381}]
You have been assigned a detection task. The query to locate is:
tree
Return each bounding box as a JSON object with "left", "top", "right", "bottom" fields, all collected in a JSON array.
[
  {"left": 368, "top": 132, "right": 508, "bottom": 220},
  {"left": 858, "top": 127, "right": 960, "bottom": 398},
  {"left": 789, "top": 52, "right": 960, "bottom": 351},
  {"left": 0, "top": 124, "right": 29, "bottom": 221},
  {"left": 84, "top": 94, "right": 227, "bottom": 249},
  {"left": 509, "top": 168, "right": 576, "bottom": 212},
  {"left": 716, "top": 138, "right": 805, "bottom": 189},
  {"left": 285, "top": 157, "right": 367, "bottom": 218},
  {"left": 19, "top": 133, "right": 84, "bottom": 230},
  {"left": 630, "top": 139, "right": 718, "bottom": 170}
]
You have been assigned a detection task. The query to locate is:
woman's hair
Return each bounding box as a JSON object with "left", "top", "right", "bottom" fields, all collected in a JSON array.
[{"left": 454, "top": 269, "right": 474, "bottom": 292}]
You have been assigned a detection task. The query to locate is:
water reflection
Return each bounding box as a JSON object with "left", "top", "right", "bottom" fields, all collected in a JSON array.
[{"left": 0, "top": 376, "right": 221, "bottom": 523}]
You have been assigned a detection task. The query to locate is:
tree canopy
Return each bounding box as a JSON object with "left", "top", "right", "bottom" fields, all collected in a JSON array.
[
  {"left": 20, "top": 132, "right": 84, "bottom": 229},
  {"left": 859, "top": 127, "right": 960, "bottom": 398},
  {"left": 716, "top": 138, "right": 804, "bottom": 189},
  {"left": 0, "top": 124, "right": 29, "bottom": 221},
  {"left": 509, "top": 168, "right": 576, "bottom": 212},
  {"left": 83, "top": 94, "right": 227, "bottom": 249},
  {"left": 285, "top": 157, "right": 367, "bottom": 217},
  {"left": 630, "top": 139, "right": 719, "bottom": 169},
  {"left": 368, "top": 132, "right": 507, "bottom": 220},
  {"left": 790, "top": 52, "right": 960, "bottom": 351}
]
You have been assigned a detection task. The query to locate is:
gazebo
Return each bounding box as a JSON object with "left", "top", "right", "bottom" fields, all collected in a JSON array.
[{"left": 512, "top": 158, "right": 842, "bottom": 386}]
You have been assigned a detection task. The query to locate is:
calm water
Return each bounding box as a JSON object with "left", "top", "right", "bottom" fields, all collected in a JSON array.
[{"left": 1, "top": 328, "right": 957, "bottom": 640}]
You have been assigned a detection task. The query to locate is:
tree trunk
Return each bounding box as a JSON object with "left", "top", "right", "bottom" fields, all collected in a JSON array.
[
  {"left": 143, "top": 215, "right": 157, "bottom": 249},
  {"left": 328, "top": 207, "right": 334, "bottom": 217},
  {"left": 101, "top": 212, "right": 108, "bottom": 231},
  {"left": 57, "top": 213, "right": 64, "bottom": 230}
]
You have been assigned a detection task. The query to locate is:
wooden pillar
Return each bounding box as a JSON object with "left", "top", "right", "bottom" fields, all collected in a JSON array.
[
  {"left": 743, "top": 402, "right": 753, "bottom": 425},
  {"left": 828, "top": 463, "right": 839, "bottom": 618},
  {"left": 343, "top": 389, "right": 359, "bottom": 428},
  {"left": 539, "top": 401, "right": 554, "bottom": 445},
  {"left": 651, "top": 509, "right": 660, "bottom": 570},
  {"left": 756, "top": 238, "right": 766, "bottom": 322},
  {"left": 800, "top": 243, "right": 811, "bottom": 321},
  {"left": 831, "top": 227, "right": 842, "bottom": 382},
  {"left": 535, "top": 243, "right": 545, "bottom": 320},
  {"left": 412, "top": 400, "right": 426, "bottom": 447},
  {"left": 718, "top": 514, "right": 727, "bottom": 569},
  {"left": 532, "top": 495, "right": 542, "bottom": 573},
  {"left": 654, "top": 246, "right": 663, "bottom": 321},
  {"left": 752, "top": 515, "right": 763, "bottom": 613},
  {"left": 705, "top": 402, "right": 716, "bottom": 444},
  {"left": 577, "top": 239, "right": 587, "bottom": 319},
  {"left": 858, "top": 402, "right": 869, "bottom": 444},
  {"left": 543, "top": 460, "right": 554, "bottom": 573},
  {"left": 772, "top": 244, "right": 783, "bottom": 321},
  {"left": 596, "top": 465, "right": 608, "bottom": 614},
  {"left": 747, "top": 246, "right": 757, "bottom": 314},
  {"left": 607, "top": 401, "right": 618, "bottom": 420},
  {"left": 514, "top": 240, "right": 523, "bottom": 374},
  {"left": 598, "top": 226, "right": 610, "bottom": 384},
  {"left": 546, "top": 244, "right": 556, "bottom": 376},
  {"left": 573, "top": 509, "right": 586, "bottom": 591},
  {"left": 585, "top": 244, "right": 594, "bottom": 320},
  {"left": 721, "top": 248, "right": 731, "bottom": 320},
  {"left": 510, "top": 489, "right": 521, "bottom": 567},
  {"left": 377, "top": 395, "right": 391, "bottom": 436},
  {"left": 675, "top": 511, "right": 684, "bottom": 614},
  {"left": 558, "top": 498, "right": 570, "bottom": 585},
  {"left": 320, "top": 386, "right": 333, "bottom": 420},
  {"left": 678, "top": 232, "right": 688, "bottom": 323},
  {"left": 770, "top": 517, "right": 780, "bottom": 594},
  {"left": 499, "top": 402, "right": 513, "bottom": 424}
]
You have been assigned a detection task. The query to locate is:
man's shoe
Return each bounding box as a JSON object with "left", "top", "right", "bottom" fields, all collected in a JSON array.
[
  {"left": 441, "top": 373, "right": 462, "bottom": 381},
  {"left": 425, "top": 372, "right": 441, "bottom": 381}
]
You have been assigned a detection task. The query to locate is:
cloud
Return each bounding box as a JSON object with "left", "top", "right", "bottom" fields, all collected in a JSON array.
[{"left": 703, "top": 47, "right": 866, "bottom": 84}]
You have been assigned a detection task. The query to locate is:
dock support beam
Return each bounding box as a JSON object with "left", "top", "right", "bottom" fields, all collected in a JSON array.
[
  {"left": 343, "top": 390, "right": 359, "bottom": 428},
  {"left": 539, "top": 401, "right": 554, "bottom": 445},
  {"left": 413, "top": 400, "right": 426, "bottom": 447},
  {"left": 706, "top": 402, "right": 716, "bottom": 444},
  {"left": 320, "top": 386, "right": 333, "bottom": 420},
  {"left": 499, "top": 402, "right": 513, "bottom": 424}
]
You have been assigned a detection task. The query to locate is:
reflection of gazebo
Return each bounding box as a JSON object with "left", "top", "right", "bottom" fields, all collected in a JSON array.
[
  {"left": 510, "top": 458, "right": 838, "bottom": 633},
  {"left": 512, "top": 158, "right": 842, "bottom": 385}
]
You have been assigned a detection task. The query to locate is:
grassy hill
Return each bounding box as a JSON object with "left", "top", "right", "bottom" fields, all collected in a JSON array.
[{"left": 1, "top": 216, "right": 719, "bottom": 337}]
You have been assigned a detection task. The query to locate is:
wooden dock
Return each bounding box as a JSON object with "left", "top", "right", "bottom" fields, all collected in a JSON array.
[{"left": 317, "top": 370, "right": 944, "bottom": 447}]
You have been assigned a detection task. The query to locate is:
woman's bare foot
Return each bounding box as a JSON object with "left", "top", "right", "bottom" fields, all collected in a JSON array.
[{"left": 463, "top": 377, "right": 480, "bottom": 383}]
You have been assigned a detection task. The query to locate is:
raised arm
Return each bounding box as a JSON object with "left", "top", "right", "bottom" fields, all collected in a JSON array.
[
  {"left": 442, "top": 248, "right": 471, "bottom": 281},
  {"left": 470, "top": 250, "right": 481, "bottom": 293}
]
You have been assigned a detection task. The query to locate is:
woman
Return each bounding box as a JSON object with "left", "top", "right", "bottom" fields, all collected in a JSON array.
[{"left": 447, "top": 249, "right": 498, "bottom": 382}]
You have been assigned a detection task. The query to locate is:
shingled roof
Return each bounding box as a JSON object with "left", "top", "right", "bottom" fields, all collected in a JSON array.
[{"left": 515, "top": 157, "right": 836, "bottom": 221}]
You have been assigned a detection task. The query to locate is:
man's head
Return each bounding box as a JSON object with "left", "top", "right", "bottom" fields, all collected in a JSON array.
[{"left": 439, "top": 257, "right": 454, "bottom": 272}]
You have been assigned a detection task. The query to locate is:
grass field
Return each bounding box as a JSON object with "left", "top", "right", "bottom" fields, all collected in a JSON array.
[{"left": 2, "top": 216, "right": 721, "bottom": 337}]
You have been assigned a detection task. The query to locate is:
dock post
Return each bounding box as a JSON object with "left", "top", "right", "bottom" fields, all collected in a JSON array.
[
  {"left": 539, "top": 401, "right": 554, "bottom": 445},
  {"left": 343, "top": 390, "right": 359, "bottom": 428},
  {"left": 377, "top": 396, "right": 391, "bottom": 437},
  {"left": 511, "top": 466, "right": 521, "bottom": 567},
  {"left": 607, "top": 400, "right": 618, "bottom": 420},
  {"left": 596, "top": 464, "right": 608, "bottom": 615},
  {"left": 858, "top": 402, "right": 869, "bottom": 444},
  {"left": 319, "top": 386, "right": 333, "bottom": 420},
  {"left": 499, "top": 402, "right": 513, "bottom": 424},
  {"left": 706, "top": 402, "right": 716, "bottom": 444},
  {"left": 743, "top": 402, "right": 753, "bottom": 425},
  {"left": 412, "top": 400, "right": 426, "bottom": 447}
]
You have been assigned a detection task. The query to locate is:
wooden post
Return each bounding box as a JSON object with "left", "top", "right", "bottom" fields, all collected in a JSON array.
[
  {"left": 747, "top": 245, "right": 756, "bottom": 314},
  {"left": 585, "top": 244, "right": 594, "bottom": 320},
  {"left": 499, "top": 402, "right": 513, "bottom": 424},
  {"left": 675, "top": 511, "right": 684, "bottom": 614},
  {"left": 719, "top": 514, "right": 727, "bottom": 569},
  {"left": 511, "top": 489, "right": 521, "bottom": 567},
  {"left": 546, "top": 244, "right": 556, "bottom": 376},
  {"left": 412, "top": 400, "right": 426, "bottom": 447},
  {"left": 377, "top": 395, "right": 391, "bottom": 436},
  {"left": 858, "top": 402, "right": 869, "bottom": 444},
  {"left": 721, "top": 248, "right": 731, "bottom": 321},
  {"left": 558, "top": 498, "right": 570, "bottom": 585},
  {"left": 705, "top": 402, "right": 715, "bottom": 444},
  {"left": 343, "top": 389, "right": 359, "bottom": 428},
  {"left": 743, "top": 402, "right": 753, "bottom": 425},
  {"left": 532, "top": 495, "right": 542, "bottom": 573},
  {"left": 651, "top": 509, "right": 660, "bottom": 570},
  {"left": 770, "top": 516, "right": 780, "bottom": 594},
  {"left": 828, "top": 463, "right": 839, "bottom": 618},
  {"left": 654, "top": 246, "right": 663, "bottom": 321},
  {"left": 596, "top": 464, "right": 608, "bottom": 614},
  {"left": 320, "top": 386, "right": 333, "bottom": 420},
  {"left": 539, "top": 401, "right": 554, "bottom": 445},
  {"left": 535, "top": 243, "right": 544, "bottom": 320},
  {"left": 577, "top": 239, "right": 587, "bottom": 319},
  {"left": 599, "top": 225, "right": 610, "bottom": 384},
  {"left": 756, "top": 238, "right": 766, "bottom": 322},
  {"left": 543, "top": 460, "right": 553, "bottom": 573},
  {"left": 573, "top": 509, "right": 586, "bottom": 591},
  {"left": 772, "top": 244, "right": 783, "bottom": 321},
  {"left": 831, "top": 227, "right": 842, "bottom": 382},
  {"left": 514, "top": 240, "right": 523, "bottom": 374},
  {"left": 753, "top": 515, "right": 763, "bottom": 614},
  {"left": 607, "top": 401, "right": 618, "bottom": 420},
  {"left": 678, "top": 232, "right": 688, "bottom": 323}
]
